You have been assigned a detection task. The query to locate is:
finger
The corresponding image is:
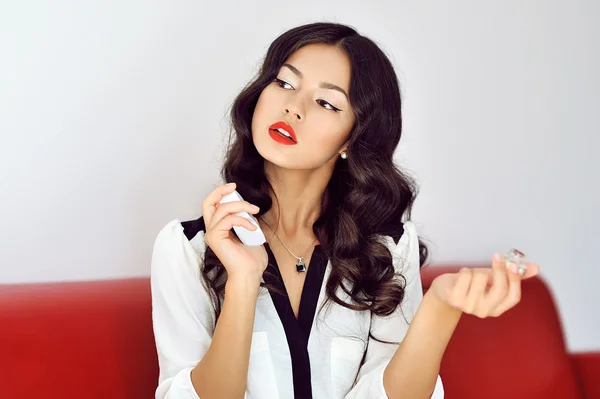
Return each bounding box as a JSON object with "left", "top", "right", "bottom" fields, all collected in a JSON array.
[
  {"left": 464, "top": 269, "right": 489, "bottom": 315},
  {"left": 207, "top": 201, "right": 260, "bottom": 230},
  {"left": 216, "top": 215, "right": 258, "bottom": 233},
  {"left": 478, "top": 254, "right": 509, "bottom": 315},
  {"left": 492, "top": 252, "right": 505, "bottom": 271},
  {"left": 520, "top": 262, "right": 540, "bottom": 279},
  {"left": 202, "top": 183, "right": 237, "bottom": 227},
  {"left": 206, "top": 215, "right": 258, "bottom": 244},
  {"left": 448, "top": 268, "right": 472, "bottom": 309},
  {"left": 490, "top": 263, "right": 522, "bottom": 316}
]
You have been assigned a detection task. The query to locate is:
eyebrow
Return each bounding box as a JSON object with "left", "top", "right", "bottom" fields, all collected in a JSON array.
[{"left": 282, "top": 63, "right": 349, "bottom": 101}]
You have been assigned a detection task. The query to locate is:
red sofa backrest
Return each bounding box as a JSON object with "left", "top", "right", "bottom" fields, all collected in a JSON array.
[
  {"left": 421, "top": 266, "right": 583, "bottom": 399},
  {"left": 0, "top": 278, "right": 158, "bottom": 399},
  {"left": 0, "top": 268, "right": 585, "bottom": 398}
]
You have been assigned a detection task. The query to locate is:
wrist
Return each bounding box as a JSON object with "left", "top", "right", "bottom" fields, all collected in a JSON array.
[
  {"left": 225, "top": 274, "right": 262, "bottom": 296},
  {"left": 424, "top": 286, "right": 463, "bottom": 317}
]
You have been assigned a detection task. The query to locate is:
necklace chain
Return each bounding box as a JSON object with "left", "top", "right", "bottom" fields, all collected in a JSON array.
[
  {"left": 273, "top": 233, "right": 317, "bottom": 261},
  {"left": 260, "top": 218, "right": 317, "bottom": 271}
]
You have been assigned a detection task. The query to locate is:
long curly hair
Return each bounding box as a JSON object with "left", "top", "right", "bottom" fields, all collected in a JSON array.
[{"left": 202, "top": 22, "right": 429, "bottom": 323}]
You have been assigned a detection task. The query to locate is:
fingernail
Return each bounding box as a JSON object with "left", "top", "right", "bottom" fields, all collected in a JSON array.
[
  {"left": 252, "top": 205, "right": 259, "bottom": 211},
  {"left": 509, "top": 262, "right": 518, "bottom": 274},
  {"left": 493, "top": 253, "right": 504, "bottom": 262},
  {"left": 226, "top": 182, "right": 235, "bottom": 186}
]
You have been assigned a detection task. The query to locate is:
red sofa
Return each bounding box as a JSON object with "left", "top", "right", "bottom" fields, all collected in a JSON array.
[{"left": 1, "top": 266, "right": 598, "bottom": 399}]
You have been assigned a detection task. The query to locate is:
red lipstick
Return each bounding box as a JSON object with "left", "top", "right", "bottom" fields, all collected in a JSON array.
[{"left": 268, "top": 121, "right": 297, "bottom": 145}]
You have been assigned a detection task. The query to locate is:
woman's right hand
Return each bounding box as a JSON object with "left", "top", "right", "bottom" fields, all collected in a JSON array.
[{"left": 202, "top": 183, "right": 268, "bottom": 285}]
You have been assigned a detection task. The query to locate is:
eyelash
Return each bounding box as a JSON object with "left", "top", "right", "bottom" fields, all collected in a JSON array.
[{"left": 273, "top": 78, "right": 341, "bottom": 112}]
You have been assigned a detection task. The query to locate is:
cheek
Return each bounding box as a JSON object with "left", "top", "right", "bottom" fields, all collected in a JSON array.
[
  {"left": 256, "top": 86, "right": 281, "bottom": 113},
  {"left": 305, "top": 113, "right": 351, "bottom": 149},
  {"left": 252, "top": 89, "right": 278, "bottom": 130}
]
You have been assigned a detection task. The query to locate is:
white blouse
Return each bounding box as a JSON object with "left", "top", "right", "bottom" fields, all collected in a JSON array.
[{"left": 150, "top": 216, "right": 444, "bottom": 399}]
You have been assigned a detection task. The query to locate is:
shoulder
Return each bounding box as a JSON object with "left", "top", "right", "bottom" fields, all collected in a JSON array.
[
  {"left": 375, "top": 219, "right": 420, "bottom": 278},
  {"left": 150, "top": 216, "right": 216, "bottom": 331},
  {"left": 180, "top": 216, "right": 207, "bottom": 242},
  {"left": 151, "top": 216, "right": 208, "bottom": 279},
  {"left": 374, "top": 219, "right": 406, "bottom": 245}
]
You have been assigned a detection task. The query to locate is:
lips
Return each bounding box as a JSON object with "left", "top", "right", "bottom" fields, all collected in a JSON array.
[{"left": 268, "top": 121, "right": 297, "bottom": 145}]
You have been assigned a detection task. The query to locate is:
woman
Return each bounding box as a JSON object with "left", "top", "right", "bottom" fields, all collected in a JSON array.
[{"left": 150, "top": 22, "right": 539, "bottom": 399}]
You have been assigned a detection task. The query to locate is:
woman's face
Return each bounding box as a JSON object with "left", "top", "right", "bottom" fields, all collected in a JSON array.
[{"left": 251, "top": 43, "right": 356, "bottom": 170}]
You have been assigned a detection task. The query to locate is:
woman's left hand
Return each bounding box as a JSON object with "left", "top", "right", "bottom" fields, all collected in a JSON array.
[{"left": 430, "top": 253, "right": 540, "bottom": 318}]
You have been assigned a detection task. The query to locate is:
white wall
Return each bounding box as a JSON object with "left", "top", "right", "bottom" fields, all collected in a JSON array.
[{"left": 1, "top": 1, "right": 598, "bottom": 352}]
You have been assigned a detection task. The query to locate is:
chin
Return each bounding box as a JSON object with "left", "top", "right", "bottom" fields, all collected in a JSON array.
[
  {"left": 259, "top": 151, "right": 297, "bottom": 170},
  {"left": 253, "top": 136, "right": 326, "bottom": 171}
]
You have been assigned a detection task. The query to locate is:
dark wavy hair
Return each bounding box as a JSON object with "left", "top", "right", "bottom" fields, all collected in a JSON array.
[{"left": 202, "top": 22, "right": 429, "bottom": 323}]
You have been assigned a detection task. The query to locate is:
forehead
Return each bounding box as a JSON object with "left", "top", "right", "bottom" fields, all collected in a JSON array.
[{"left": 283, "top": 43, "right": 351, "bottom": 88}]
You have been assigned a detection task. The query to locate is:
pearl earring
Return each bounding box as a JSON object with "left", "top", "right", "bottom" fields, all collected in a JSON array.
[{"left": 340, "top": 151, "right": 348, "bottom": 159}]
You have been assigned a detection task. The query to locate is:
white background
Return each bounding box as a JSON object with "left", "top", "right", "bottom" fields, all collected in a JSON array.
[{"left": 1, "top": 1, "right": 598, "bottom": 352}]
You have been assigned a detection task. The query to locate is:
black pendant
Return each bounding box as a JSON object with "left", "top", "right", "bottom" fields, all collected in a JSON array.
[{"left": 296, "top": 259, "right": 306, "bottom": 273}]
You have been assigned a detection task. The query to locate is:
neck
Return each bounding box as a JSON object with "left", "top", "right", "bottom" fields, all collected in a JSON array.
[{"left": 261, "top": 160, "right": 333, "bottom": 238}]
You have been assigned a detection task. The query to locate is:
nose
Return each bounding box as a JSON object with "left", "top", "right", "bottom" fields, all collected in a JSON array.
[{"left": 284, "top": 106, "right": 302, "bottom": 120}]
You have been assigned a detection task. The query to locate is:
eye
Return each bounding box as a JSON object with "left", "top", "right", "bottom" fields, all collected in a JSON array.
[
  {"left": 274, "top": 78, "right": 294, "bottom": 90},
  {"left": 316, "top": 99, "right": 341, "bottom": 112}
]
